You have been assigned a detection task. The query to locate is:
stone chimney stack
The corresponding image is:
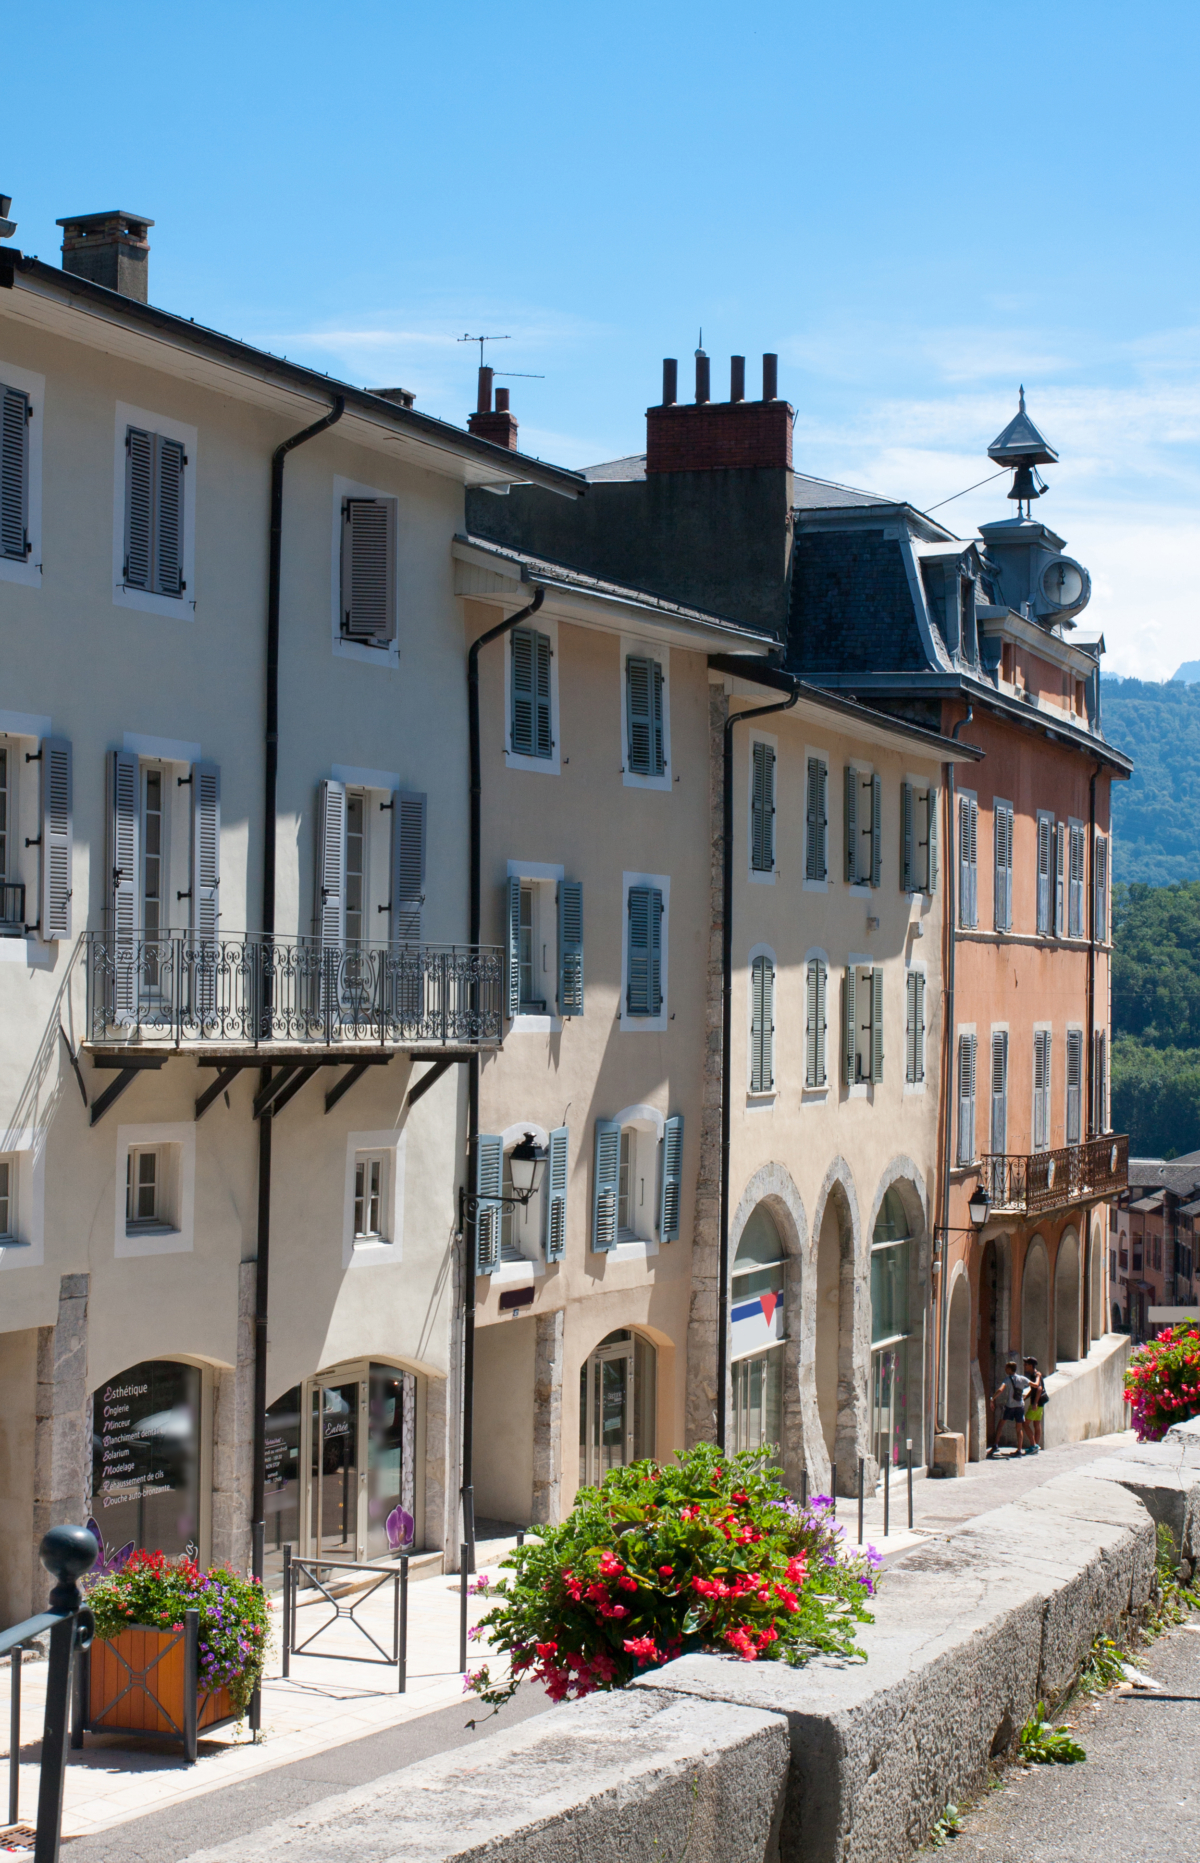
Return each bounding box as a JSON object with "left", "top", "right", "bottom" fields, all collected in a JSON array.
[
  {"left": 645, "top": 351, "right": 790, "bottom": 474},
  {"left": 467, "top": 367, "right": 519, "bottom": 450},
  {"left": 57, "top": 210, "right": 154, "bottom": 301}
]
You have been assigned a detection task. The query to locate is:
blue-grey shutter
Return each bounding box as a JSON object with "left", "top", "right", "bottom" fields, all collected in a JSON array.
[
  {"left": 815, "top": 958, "right": 827, "bottom": 1085},
  {"left": 1033, "top": 1030, "right": 1051, "bottom": 1149},
  {"left": 806, "top": 758, "right": 827, "bottom": 881},
  {"left": 592, "top": 1118, "right": 621, "bottom": 1251},
  {"left": 957, "top": 1034, "right": 976, "bottom": 1164},
  {"left": 870, "top": 966, "right": 884, "bottom": 1083},
  {"left": 627, "top": 885, "right": 662, "bottom": 1016},
  {"left": 659, "top": 1114, "right": 684, "bottom": 1241},
  {"left": 546, "top": 1126, "right": 569, "bottom": 1261},
  {"left": 870, "top": 773, "right": 883, "bottom": 887},
  {"left": 844, "top": 766, "right": 859, "bottom": 882},
  {"left": 750, "top": 955, "right": 773, "bottom": 1092},
  {"left": 990, "top": 1031, "right": 1007, "bottom": 1153},
  {"left": 316, "top": 779, "right": 346, "bottom": 946},
  {"left": 1053, "top": 823, "right": 1066, "bottom": 936},
  {"left": 626, "top": 656, "right": 664, "bottom": 776},
  {"left": 341, "top": 498, "right": 397, "bottom": 643},
  {"left": 511, "top": 629, "right": 534, "bottom": 755},
  {"left": 905, "top": 972, "right": 917, "bottom": 1084},
  {"left": 109, "top": 749, "right": 140, "bottom": 1020},
  {"left": 751, "top": 741, "right": 775, "bottom": 873},
  {"left": 1066, "top": 1028, "right": 1083, "bottom": 1144},
  {"left": 1, "top": 385, "right": 30, "bottom": 561},
  {"left": 154, "top": 435, "right": 185, "bottom": 597},
  {"left": 959, "top": 795, "right": 978, "bottom": 928},
  {"left": 816, "top": 761, "right": 828, "bottom": 879},
  {"left": 901, "top": 782, "right": 914, "bottom": 891},
  {"left": 1068, "top": 826, "right": 1085, "bottom": 938},
  {"left": 190, "top": 760, "right": 220, "bottom": 942},
  {"left": 557, "top": 880, "right": 583, "bottom": 1016},
  {"left": 39, "top": 737, "right": 72, "bottom": 941},
  {"left": 843, "top": 963, "right": 857, "bottom": 1085},
  {"left": 475, "top": 1135, "right": 503, "bottom": 1273},
  {"left": 1037, "top": 815, "right": 1052, "bottom": 933},
  {"left": 649, "top": 659, "right": 665, "bottom": 774},
  {"left": 927, "top": 785, "right": 938, "bottom": 892},
  {"left": 534, "top": 632, "right": 552, "bottom": 758},
  {"left": 1095, "top": 834, "right": 1109, "bottom": 943},
  {"left": 124, "top": 427, "right": 153, "bottom": 589},
  {"left": 506, "top": 876, "right": 521, "bottom": 1019},
  {"left": 391, "top": 791, "right": 426, "bottom": 943}
]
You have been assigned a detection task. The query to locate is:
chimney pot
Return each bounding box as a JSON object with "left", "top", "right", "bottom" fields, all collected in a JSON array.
[
  {"left": 476, "top": 365, "right": 494, "bottom": 414},
  {"left": 662, "top": 358, "right": 678, "bottom": 406},
  {"left": 762, "top": 353, "right": 778, "bottom": 401},
  {"left": 57, "top": 209, "right": 154, "bottom": 302},
  {"left": 731, "top": 356, "right": 745, "bottom": 402},
  {"left": 494, "top": 387, "right": 510, "bottom": 412},
  {"left": 695, "top": 351, "right": 710, "bottom": 404}
]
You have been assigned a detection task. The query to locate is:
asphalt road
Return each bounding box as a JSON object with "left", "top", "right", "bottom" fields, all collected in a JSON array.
[
  {"left": 942, "top": 1623, "right": 1200, "bottom": 1862},
  {"left": 60, "top": 1685, "right": 553, "bottom": 1863}
]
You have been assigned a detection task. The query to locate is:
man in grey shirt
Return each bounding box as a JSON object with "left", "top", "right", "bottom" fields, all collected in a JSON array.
[{"left": 987, "top": 1359, "right": 1030, "bottom": 1458}]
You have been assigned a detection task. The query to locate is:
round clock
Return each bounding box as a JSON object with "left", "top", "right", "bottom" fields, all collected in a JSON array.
[{"left": 1041, "top": 558, "right": 1085, "bottom": 608}]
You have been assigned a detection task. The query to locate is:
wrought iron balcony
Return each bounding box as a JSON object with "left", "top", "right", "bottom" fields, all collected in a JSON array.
[
  {"left": 83, "top": 931, "right": 503, "bottom": 1052},
  {"left": 979, "top": 1134, "right": 1128, "bottom": 1218}
]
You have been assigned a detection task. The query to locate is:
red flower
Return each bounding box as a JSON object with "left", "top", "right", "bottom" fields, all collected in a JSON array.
[{"left": 623, "top": 1635, "right": 661, "bottom": 1666}]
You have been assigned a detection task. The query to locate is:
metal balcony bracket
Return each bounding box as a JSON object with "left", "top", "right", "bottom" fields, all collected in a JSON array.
[
  {"left": 59, "top": 1025, "right": 89, "bottom": 1108},
  {"left": 263, "top": 1064, "right": 325, "bottom": 1119},
  {"left": 88, "top": 1055, "right": 168, "bottom": 1126},
  {"left": 405, "top": 1055, "right": 458, "bottom": 1111},
  {"left": 324, "top": 1056, "right": 392, "bottom": 1115},
  {"left": 195, "top": 1064, "right": 244, "bottom": 1121},
  {"left": 251, "top": 1065, "right": 316, "bottom": 1120}
]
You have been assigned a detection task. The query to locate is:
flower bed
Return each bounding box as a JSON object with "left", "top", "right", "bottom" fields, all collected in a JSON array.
[
  {"left": 87, "top": 1550, "right": 270, "bottom": 1715},
  {"left": 467, "top": 1444, "right": 877, "bottom": 1708},
  {"left": 1124, "top": 1320, "right": 1200, "bottom": 1441}
]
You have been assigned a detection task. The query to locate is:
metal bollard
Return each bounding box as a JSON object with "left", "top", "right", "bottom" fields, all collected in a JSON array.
[
  {"left": 831, "top": 1462, "right": 837, "bottom": 1517},
  {"left": 906, "top": 1439, "right": 914, "bottom": 1530},
  {"left": 398, "top": 1557, "right": 409, "bottom": 1694},
  {"left": 516, "top": 1530, "right": 525, "bottom": 1548},
  {"left": 249, "top": 1520, "right": 265, "bottom": 1735},
  {"left": 9, "top": 1645, "right": 20, "bottom": 1826},
  {"left": 857, "top": 1459, "right": 865, "bottom": 1545},
  {"left": 800, "top": 1468, "right": 808, "bottom": 1511},
  {"left": 883, "top": 1457, "right": 890, "bottom": 1538},
  {"left": 281, "top": 1545, "right": 291, "bottom": 1679},
  {"left": 458, "top": 1544, "right": 469, "bottom": 1675}
]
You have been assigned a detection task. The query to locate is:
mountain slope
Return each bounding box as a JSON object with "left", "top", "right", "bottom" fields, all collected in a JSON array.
[{"left": 1101, "top": 678, "right": 1200, "bottom": 884}]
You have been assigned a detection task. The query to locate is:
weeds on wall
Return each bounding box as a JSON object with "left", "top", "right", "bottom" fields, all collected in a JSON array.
[{"left": 1018, "top": 1703, "right": 1087, "bottom": 1764}]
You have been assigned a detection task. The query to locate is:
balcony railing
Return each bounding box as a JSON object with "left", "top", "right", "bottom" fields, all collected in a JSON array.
[
  {"left": 0, "top": 879, "right": 26, "bottom": 935},
  {"left": 84, "top": 931, "right": 504, "bottom": 1051},
  {"left": 980, "top": 1134, "right": 1129, "bottom": 1218}
]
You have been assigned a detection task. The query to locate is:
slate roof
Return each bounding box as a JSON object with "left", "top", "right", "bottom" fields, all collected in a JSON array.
[
  {"left": 580, "top": 455, "right": 647, "bottom": 482},
  {"left": 792, "top": 471, "right": 895, "bottom": 511},
  {"left": 1126, "top": 1158, "right": 1200, "bottom": 1199},
  {"left": 786, "top": 524, "right": 930, "bottom": 675}
]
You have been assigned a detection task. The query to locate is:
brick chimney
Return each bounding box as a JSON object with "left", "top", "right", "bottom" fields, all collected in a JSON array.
[
  {"left": 57, "top": 210, "right": 154, "bottom": 301},
  {"left": 646, "top": 351, "right": 791, "bottom": 473},
  {"left": 467, "top": 367, "right": 519, "bottom": 450}
]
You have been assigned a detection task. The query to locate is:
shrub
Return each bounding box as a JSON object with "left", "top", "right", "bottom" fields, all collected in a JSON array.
[
  {"left": 87, "top": 1550, "right": 270, "bottom": 1715},
  {"left": 1124, "top": 1321, "right": 1200, "bottom": 1441},
  {"left": 466, "top": 1443, "right": 876, "bottom": 1708}
]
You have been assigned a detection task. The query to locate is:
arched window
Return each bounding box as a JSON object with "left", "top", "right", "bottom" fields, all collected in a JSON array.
[
  {"left": 870, "top": 1188, "right": 917, "bottom": 1466},
  {"left": 730, "top": 1206, "right": 786, "bottom": 1460},
  {"left": 579, "top": 1330, "right": 656, "bottom": 1487}
]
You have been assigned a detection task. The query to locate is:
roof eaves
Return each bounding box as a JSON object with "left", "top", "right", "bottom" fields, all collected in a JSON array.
[{"left": 709, "top": 654, "right": 984, "bottom": 759}]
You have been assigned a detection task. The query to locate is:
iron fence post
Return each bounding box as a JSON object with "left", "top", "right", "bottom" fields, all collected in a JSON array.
[
  {"left": 398, "top": 1557, "right": 408, "bottom": 1695},
  {"left": 8, "top": 1645, "right": 20, "bottom": 1826},
  {"left": 33, "top": 1525, "right": 97, "bottom": 1863},
  {"left": 857, "top": 1459, "right": 865, "bottom": 1545},
  {"left": 281, "top": 1545, "right": 291, "bottom": 1679},
  {"left": 884, "top": 1457, "right": 890, "bottom": 1538},
  {"left": 800, "top": 1468, "right": 808, "bottom": 1510},
  {"left": 907, "top": 1439, "right": 914, "bottom": 1531},
  {"left": 459, "top": 1544, "right": 469, "bottom": 1675},
  {"left": 831, "top": 1462, "right": 837, "bottom": 1517},
  {"left": 183, "top": 1610, "right": 199, "bottom": 1765}
]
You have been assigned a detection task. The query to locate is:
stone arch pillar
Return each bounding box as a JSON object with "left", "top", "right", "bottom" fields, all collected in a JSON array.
[
  {"left": 1054, "top": 1228, "right": 1082, "bottom": 1366},
  {"left": 946, "top": 1269, "right": 972, "bottom": 1444},
  {"left": 1021, "top": 1236, "right": 1051, "bottom": 1371}
]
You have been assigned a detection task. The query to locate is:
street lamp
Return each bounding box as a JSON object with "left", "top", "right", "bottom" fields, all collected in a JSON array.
[
  {"left": 968, "top": 1184, "right": 990, "bottom": 1227},
  {"left": 507, "top": 1132, "right": 546, "bottom": 1204}
]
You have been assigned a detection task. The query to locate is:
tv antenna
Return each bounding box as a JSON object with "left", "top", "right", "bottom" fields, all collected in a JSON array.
[{"left": 459, "top": 333, "right": 511, "bottom": 368}]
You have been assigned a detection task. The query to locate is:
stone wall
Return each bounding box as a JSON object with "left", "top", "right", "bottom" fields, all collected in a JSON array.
[{"left": 1042, "top": 1330, "right": 1130, "bottom": 1447}]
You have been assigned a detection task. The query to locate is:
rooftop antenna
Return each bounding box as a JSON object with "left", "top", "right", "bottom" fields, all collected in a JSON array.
[{"left": 459, "top": 333, "right": 511, "bottom": 369}]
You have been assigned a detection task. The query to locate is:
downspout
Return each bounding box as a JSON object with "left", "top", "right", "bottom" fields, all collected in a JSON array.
[
  {"left": 1084, "top": 762, "right": 1099, "bottom": 1350},
  {"left": 934, "top": 704, "right": 971, "bottom": 1448},
  {"left": 464, "top": 583, "right": 545, "bottom": 1570},
  {"left": 718, "top": 684, "right": 798, "bottom": 1450},
  {"left": 251, "top": 397, "right": 344, "bottom": 1580}
]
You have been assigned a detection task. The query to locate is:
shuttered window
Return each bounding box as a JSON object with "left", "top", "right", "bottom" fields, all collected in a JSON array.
[
  {"left": 1066, "top": 1027, "right": 1084, "bottom": 1144},
  {"left": 958, "top": 793, "right": 978, "bottom": 927},
  {"left": 957, "top": 1033, "right": 977, "bottom": 1165},
  {"left": 902, "top": 782, "right": 937, "bottom": 892},
  {"left": 474, "top": 1135, "right": 503, "bottom": 1273},
  {"left": 1095, "top": 833, "right": 1109, "bottom": 943},
  {"left": 1036, "top": 812, "right": 1053, "bottom": 933},
  {"left": 546, "top": 1126, "right": 569, "bottom": 1261},
  {"left": 870, "top": 966, "right": 884, "bottom": 1082},
  {"left": 39, "top": 737, "right": 73, "bottom": 942},
  {"left": 1, "top": 385, "right": 30, "bottom": 561},
  {"left": 558, "top": 880, "right": 584, "bottom": 1016},
  {"left": 108, "top": 749, "right": 140, "bottom": 1021},
  {"left": 845, "top": 766, "right": 860, "bottom": 883},
  {"left": 843, "top": 963, "right": 858, "bottom": 1085},
  {"left": 1068, "top": 823, "right": 1086, "bottom": 938},
  {"left": 870, "top": 773, "right": 882, "bottom": 887},
  {"left": 990, "top": 1031, "right": 1008, "bottom": 1154},
  {"left": 592, "top": 1118, "right": 621, "bottom": 1251},
  {"left": 751, "top": 741, "right": 776, "bottom": 873},
  {"left": 1033, "top": 1029, "right": 1052, "bottom": 1150},
  {"left": 390, "top": 791, "right": 426, "bottom": 943},
  {"left": 659, "top": 1114, "right": 684, "bottom": 1240},
  {"left": 905, "top": 970, "right": 926, "bottom": 1084},
  {"left": 315, "top": 779, "right": 347, "bottom": 946},
  {"left": 511, "top": 627, "right": 553, "bottom": 758},
  {"left": 994, "top": 801, "right": 1014, "bottom": 932},
  {"left": 805, "top": 957, "right": 827, "bottom": 1088},
  {"left": 626, "top": 885, "right": 663, "bottom": 1016},
  {"left": 340, "top": 497, "right": 397, "bottom": 645},
  {"left": 805, "top": 757, "right": 828, "bottom": 881},
  {"left": 927, "top": 784, "right": 939, "bottom": 892},
  {"left": 190, "top": 761, "right": 220, "bottom": 942},
  {"left": 1053, "top": 823, "right": 1066, "bottom": 937},
  {"left": 626, "top": 655, "right": 665, "bottom": 776},
  {"left": 1092, "top": 1029, "right": 1108, "bottom": 1134},
  {"left": 901, "top": 781, "right": 914, "bottom": 890},
  {"left": 750, "top": 954, "right": 775, "bottom": 1092},
  {"left": 124, "top": 427, "right": 186, "bottom": 597}
]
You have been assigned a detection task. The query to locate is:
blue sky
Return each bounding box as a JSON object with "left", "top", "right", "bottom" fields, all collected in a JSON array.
[{"left": 7, "top": 1, "right": 1199, "bottom": 677}]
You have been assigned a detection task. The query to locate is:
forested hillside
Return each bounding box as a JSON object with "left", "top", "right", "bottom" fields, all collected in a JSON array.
[
  {"left": 1101, "top": 678, "right": 1200, "bottom": 884},
  {"left": 1112, "top": 881, "right": 1200, "bottom": 1157}
]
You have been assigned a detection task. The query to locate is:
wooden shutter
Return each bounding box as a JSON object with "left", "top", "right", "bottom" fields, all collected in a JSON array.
[
  {"left": 1095, "top": 834, "right": 1109, "bottom": 943},
  {"left": 474, "top": 1135, "right": 503, "bottom": 1273},
  {"left": 1, "top": 385, "right": 29, "bottom": 561},
  {"left": 190, "top": 760, "right": 220, "bottom": 942},
  {"left": 154, "top": 436, "right": 185, "bottom": 597},
  {"left": 815, "top": 958, "right": 828, "bottom": 1085},
  {"left": 806, "top": 960, "right": 820, "bottom": 1087},
  {"left": 905, "top": 972, "right": 918, "bottom": 1083},
  {"left": 959, "top": 795, "right": 978, "bottom": 927},
  {"left": 511, "top": 628, "right": 534, "bottom": 754},
  {"left": 927, "top": 785, "right": 938, "bottom": 891},
  {"left": 844, "top": 766, "right": 859, "bottom": 882},
  {"left": 1036, "top": 814, "right": 1052, "bottom": 932},
  {"left": 816, "top": 761, "right": 828, "bottom": 880},
  {"left": 627, "top": 885, "right": 662, "bottom": 1016},
  {"left": 315, "top": 779, "right": 347, "bottom": 945},
  {"left": 124, "top": 427, "right": 154, "bottom": 588},
  {"left": 1054, "top": 823, "right": 1066, "bottom": 936},
  {"left": 957, "top": 1034, "right": 976, "bottom": 1165},
  {"left": 750, "top": 954, "right": 773, "bottom": 1092},
  {"left": 1093, "top": 1030, "right": 1107, "bottom": 1133},
  {"left": 558, "top": 880, "right": 584, "bottom": 1016},
  {"left": 546, "top": 1126, "right": 569, "bottom": 1261},
  {"left": 1066, "top": 1028, "right": 1083, "bottom": 1144},
  {"left": 870, "top": 773, "right": 883, "bottom": 887},
  {"left": 990, "top": 1031, "right": 1007, "bottom": 1154},
  {"left": 109, "top": 749, "right": 140, "bottom": 1020},
  {"left": 912, "top": 971, "right": 926, "bottom": 1083},
  {"left": 1033, "top": 1029, "right": 1051, "bottom": 1149},
  {"left": 843, "top": 963, "right": 858, "bottom": 1085},
  {"left": 626, "top": 655, "right": 664, "bottom": 776},
  {"left": 388, "top": 790, "right": 426, "bottom": 944},
  {"left": 506, "top": 876, "right": 522, "bottom": 1019},
  {"left": 1068, "top": 825, "right": 1086, "bottom": 937},
  {"left": 659, "top": 1113, "right": 684, "bottom": 1240},
  {"left": 341, "top": 498, "right": 396, "bottom": 643},
  {"left": 870, "top": 966, "right": 884, "bottom": 1083},
  {"left": 534, "top": 632, "right": 552, "bottom": 758},
  {"left": 994, "top": 805, "right": 1012, "bottom": 932},
  {"left": 751, "top": 741, "right": 775, "bottom": 873},
  {"left": 38, "top": 737, "right": 72, "bottom": 941},
  {"left": 901, "top": 782, "right": 914, "bottom": 891},
  {"left": 592, "top": 1118, "right": 621, "bottom": 1251}
]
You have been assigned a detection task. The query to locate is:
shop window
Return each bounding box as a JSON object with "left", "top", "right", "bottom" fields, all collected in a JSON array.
[
  {"left": 870, "top": 1188, "right": 917, "bottom": 1466},
  {"left": 88, "top": 1359, "right": 202, "bottom": 1561},
  {"left": 730, "top": 1205, "right": 786, "bottom": 1462}
]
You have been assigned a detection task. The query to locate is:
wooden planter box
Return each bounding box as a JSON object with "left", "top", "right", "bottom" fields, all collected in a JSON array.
[{"left": 74, "top": 1608, "right": 240, "bottom": 1763}]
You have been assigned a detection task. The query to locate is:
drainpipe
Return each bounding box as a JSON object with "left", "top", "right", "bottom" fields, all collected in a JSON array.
[
  {"left": 1084, "top": 762, "right": 1099, "bottom": 1350},
  {"left": 251, "top": 397, "right": 344, "bottom": 1580},
  {"left": 717, "top": 684, "right": 798, "bottom": 1451},
  {"left": 463, "top": 584, "right": 544, "bottom": 1569},
  {"left": 934, "top": 704, "right": 971, "bottom": 1453}
]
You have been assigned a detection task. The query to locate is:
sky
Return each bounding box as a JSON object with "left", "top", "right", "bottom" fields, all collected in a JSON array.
[{"left": 6, "top": 0, "right": 1200, "bottom": 678}]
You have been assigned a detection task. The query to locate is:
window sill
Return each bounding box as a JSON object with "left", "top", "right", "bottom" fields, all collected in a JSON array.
[
  {"left": 509, "top": 1013, "right": 562, "bottom": 1034},
  {"left": 353, "top": 1234, "right": 394, "bottom": 1250},
  {"left": 125, "top": 1222, "right": 178, "bottom": 1238},
  {"left": 606, "top": 1237, "right": 660, "bottom": 1262},
  {"left": 801, "top": 1086, "right": 829, "bottom": 1103},
  {"left": 802, "top": 878, "right": 829, "bottom": 894},
  {"left": 488, "top": 1256, "right": 546, "bottom": 1284},
  {"left": 746, "top": 1091, "right": 776, "bottom": 1109}
]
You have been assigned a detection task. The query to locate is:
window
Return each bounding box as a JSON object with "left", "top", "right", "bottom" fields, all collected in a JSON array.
[
  {"left": 957, "top": 1033, "right": 977, "bottom": 1165},
  {"left": 845, "top": 766, "right": 882, "bottom": 887},
  {"left": 1036, "top": 811, "right": 1054, "bottom": 934},
  {"left": 871, "top": 1188, "right": 916, "bottom": 1467},
  {"left": 1066, "top": 1028, "right": 1083, "bottom": 1145},
  {"left": 505, "top": 871, "right": 582, "bottom": 1022},
  {"left": 124, "top": 427, "right": 186, "bottom": 597},
  {"left": 316, "top": 777, "right": 426, "bottom": 954},
  {"left": 751, "top": 740, "right": 776, "bottom": 875},
  {"left": 346, "top": 791, "right": 366, "bottom": 946},
  {"left": 1095, "top": 833, "right": 1109, "bottom": 943},
  {"left": 518, "top": 883, "right": 537, "bottom": 1008},
  {"left": 958, "top": 792, "right": 978, "bottom": 928},
  {"left": 617, "top": 1128, "right": 633, "bottom": 1235},
  {"left": 511, "top": 627, "right": 553, "bottom": 758},
  {"left": 750, "top": 952, "right": 775, "bottom": 1093},
  {"left": 0, "top": 744, "right": 12, "bottom": 931},
  {"left": 905, "top": 970, "right": 926, "bottom": 1085},
  {"left": 843, "top": 963, "right": 884, "bottom": 1085},
  {"left": 990, "top": 1031, "right": 1008, "bottom": 1153},
  {"left": 1092, "top": 1029, "right": 1108, "bottom": 1134},
  {"left": 730, "top": 1206, "right": 786, "bottom": 1463},
  {"left": 125, "top": 1145, "right": 175, "bottom": 1232},
  {"left": 1, "top": 382, "right": 30, "bottom": 562},
  {"left": 1068, "top": 822, "right": 1086, "bottom": 938},
  {"left": 625, "top": 883, "right": 664, "bottom": 1019},
  {"left": 354, "top": 1152, "right": 387, "bottom": 1241},
  {"left": 805, "top": 957, "right": 828, "bottom": 1089},
  {"left": 804, "top": 756, "right": 828, "bottom": 883},
  {"left": 994, "top": 801, "right": 1014, "bottom": 932},
  {"left": 1033, "top": 1029, "right": 1053, "bottom": 1150},
  {"left": 901, "top": 781, "right": 938, "bottom": 893},
  {"left": 626, "top": 654, "right": 665, "bottom": 777},
  {"left": 1053, "top": 822, "right": 1066, "bottom": 936},
  {"left": 592, "top": 1113, "right": 682, "bottom": 1250},
  {"left": 340, "top": 497, "right": 397, "bottom": 646},
  {"left": 142, "top": 767, "right": 165, "bottom": 946},
  {"left": 579, "top": 1331, "right": 656, "bottom": 1486},
  {"left": 0, "top": 1158, "right": 13, "bottom": 1239}
]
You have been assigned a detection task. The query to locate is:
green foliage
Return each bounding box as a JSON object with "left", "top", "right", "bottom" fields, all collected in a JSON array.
[
  {"left": 1149, "top": 1520, "right": 1200, "bottom": 1632},
  {"left": 1019, "top": 1702, "right": 1086, "bottom": 1764},
  {"left": 1110, "top": 881, "right": 1200, "bottom": 1154},
  {"left": 466, "top": 1443, "right": 876, "bottom": 1709},
  {"left": 1078, "top": 1633, "right": 1126, "bottom": 1694},
  {"left": 1103, "top": 678, "right": 1200, "bottom": 885},
  {"left": 927, "top": 1803, "right": 964, "bottom": 1847},
  {"left": 87, "top": 1549, "right": 270, "bottom": 1715},
  {"left": 1124, "top": 1321, "right": 1200, "bottom": 1440}
]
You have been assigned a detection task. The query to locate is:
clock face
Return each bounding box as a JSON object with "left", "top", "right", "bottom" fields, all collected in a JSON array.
[{"left": 1042, "top": 558, "right": 1085, "bottom": 607}]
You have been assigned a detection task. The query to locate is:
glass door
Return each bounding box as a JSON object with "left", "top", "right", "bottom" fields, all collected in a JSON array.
[
  {"left": 310, "top": 1381, "right": 360, "bottom": 1558},
  {"left": 578, "top": 1330, "right": 655, "bottom": 1489}
]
